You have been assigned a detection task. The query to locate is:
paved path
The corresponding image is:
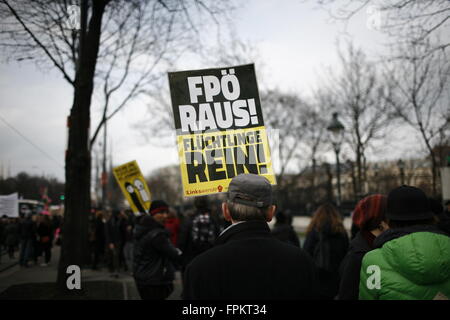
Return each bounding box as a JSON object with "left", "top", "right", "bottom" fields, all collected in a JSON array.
[
  {"left": 0, "top": 246, "right": 146, "bottom": 300},
  {"left": 0, "top": 249, "right": 19, "bottom": 273}
]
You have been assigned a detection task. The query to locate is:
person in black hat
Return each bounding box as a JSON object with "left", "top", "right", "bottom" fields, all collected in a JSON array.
[
  {"left": 178, "top": 196, "right": 220, "bottom": 276},
  {"left": 133, "top": 200, "right": 182, "bottom": 300},
  {"left": 359, "top": 185, "right": 450, "bottom": 300},
  {"left": 182, "top": 173, "right": 316, "bottom": 300}
]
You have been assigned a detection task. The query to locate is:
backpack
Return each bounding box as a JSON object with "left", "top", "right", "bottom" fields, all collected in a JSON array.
[
  {"left": 191, "top": 213, "right": 216, "bottom": 254},
  {"left": 313, "top": 231, "right": 333, "bottom": 272}
]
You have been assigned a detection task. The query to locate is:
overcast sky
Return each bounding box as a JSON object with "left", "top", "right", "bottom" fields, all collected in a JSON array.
[{"left": 0, "top": 0, "right": 419, "bottom": 182}]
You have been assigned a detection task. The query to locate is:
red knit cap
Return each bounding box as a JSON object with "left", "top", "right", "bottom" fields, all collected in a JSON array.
[
  {"left": 149, "top": 200, "right": 169, "bottom": 216},
  {"left": 352, "top": 194, "right": 387, "bottom": 231}
]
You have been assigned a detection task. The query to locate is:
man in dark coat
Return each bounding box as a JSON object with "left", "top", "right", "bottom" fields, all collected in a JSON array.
[
  {"left": 4, "top": 218, "right": 19, "bottom": 258},
  {"left": 133, "top": 200, "right": 182, "bottom": 300},
  {"left": 18, "top": 214, "right": 36, "bottom": 267},
  {"left": 105, "top": 210, "right": 125, "bottom": 276},
  {"left": 183, "top": 174, "right": 315, "bottom": 300},
  {"left": 92, "top": 211, "right": 106, "bottom": 270}
]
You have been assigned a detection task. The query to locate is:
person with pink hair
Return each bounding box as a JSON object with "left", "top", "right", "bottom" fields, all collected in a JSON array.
[{"left": 337, "top": 194, "right": 389, "bottom": 300}]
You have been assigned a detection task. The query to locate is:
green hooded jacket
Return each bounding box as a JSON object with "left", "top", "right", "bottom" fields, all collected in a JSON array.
[{"left": 359, "top": 225, "right": 450, "bottom": 300}]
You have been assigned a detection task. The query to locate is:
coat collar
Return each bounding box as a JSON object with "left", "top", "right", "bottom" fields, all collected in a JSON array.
[
  {"left": 348, "top": 231, "right": 373, "bottom": 254},
  {"left": 373, "top": 224, "right": 447, "bottom": 249},
  {"left": 215, "top": 220, "right": 271, "bottom": 246}
]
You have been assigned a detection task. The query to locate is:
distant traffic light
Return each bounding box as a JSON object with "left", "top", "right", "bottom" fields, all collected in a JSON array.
[{"left": 60, "top": 195, "right": 65, "bottom": 201}]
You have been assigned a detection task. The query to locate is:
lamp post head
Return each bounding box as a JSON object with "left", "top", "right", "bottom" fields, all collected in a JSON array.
[
  {"left": 327, "top": 112, "right": 345, "bottom": 150},
  {"left": 327, "top": 112, "right": 345, "bottom": 132},
  {"left": 397, "top": 159, "right": 405, "bottom": 170}
]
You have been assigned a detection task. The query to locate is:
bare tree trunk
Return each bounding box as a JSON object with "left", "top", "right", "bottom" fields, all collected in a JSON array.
[
  {"left": 362, "top": 153, "right": 368, "bottom": 194},
  {"left": 356, "top": 144, "right": 362, "bottom": 196},
  {"left": 349, "top": 161, "right": 357, "bottom": 201},
  {"left": 430, "top": 150, "right": 438, "bottom": 197},
  {"left": 325, "top": 163, "right": 333, "bottom": 203},
  {"left": 57, "top": 0, "right": 108, "bottom": 290},
  {"left": 311, "top": 157, "right": 317, "bottom": 205}
]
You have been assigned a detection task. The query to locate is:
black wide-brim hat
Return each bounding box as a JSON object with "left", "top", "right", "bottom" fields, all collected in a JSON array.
[{"left": 386, "top": 185, "right": 434, "bottom": 221}]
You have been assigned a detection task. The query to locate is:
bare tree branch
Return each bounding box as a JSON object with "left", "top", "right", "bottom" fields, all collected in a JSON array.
[{"left": 1, "top": 0, "right": 74, "bottom": 85}]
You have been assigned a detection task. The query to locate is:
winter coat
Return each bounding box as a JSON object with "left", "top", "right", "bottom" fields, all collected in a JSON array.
[
  {"left": 105, "top": 216, "right": 125, "bottom": 246},
  {"left": 178, "top": 212, "right": 220, "bottom": 270},
  {"left": 303, "top": 226, "right": 349, "bottom": 299},
  {"left": 337, "top": 231, "right": 373, "bottom": 300},
  {"left": 4, "top": 223, "right": 19, "bottom": 246},
  {"left": 183, "top": 220, "right": 316, "bottom": 300},
  {"left": 133, "top": 215, "right": 182, "bottom": 286},
  {"left": 271, "top": 223, "right": 300, "bottom": 247},
  {"left": 19, "top": 218, "right": 36, "bottom": 240},
  {"left": 94, "top": 217, "right": 106, "bottom": 248},
  {"left": 359, "top": 225, "right": 450, "bottom": 300},
  {"left": 37, "top": 223, "right": 53, "bottom": 246}
]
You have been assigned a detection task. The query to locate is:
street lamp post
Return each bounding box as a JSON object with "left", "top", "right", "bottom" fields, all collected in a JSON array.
[
  {"left": 373, "top": 163, "right": 379, "bottom": 193},
  {"left": 327, "top": 112, "right": 345, "bottom": 208},
  {"left": 397, "top": 159, "right": 405, "bottom": 185}
]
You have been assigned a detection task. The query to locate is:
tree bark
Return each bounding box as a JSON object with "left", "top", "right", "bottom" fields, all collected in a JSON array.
[{"left": 57, "top": 0, "right": 108, "bottom": 290}]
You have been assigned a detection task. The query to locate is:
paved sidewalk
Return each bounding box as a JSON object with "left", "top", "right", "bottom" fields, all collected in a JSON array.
[
  {"left": 0, "top": 247, "right": 139, "bottom": 299},
  {"left": 0, "top": 249, "right": 19, "bottom": 273},
  {"left": 0, "top": 246, "right": 184, "bottom": 300}
]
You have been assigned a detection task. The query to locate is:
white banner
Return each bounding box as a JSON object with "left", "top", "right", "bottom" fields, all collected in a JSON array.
[{"left": 0, "top": 193, "right": 19, "bottom": 217}]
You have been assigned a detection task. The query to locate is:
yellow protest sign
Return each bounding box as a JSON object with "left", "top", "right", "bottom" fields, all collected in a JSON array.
[
  {"left": 113, "top": 160, "right": 151, "bottom": 214},
  {"left": 168, "top": 64, "right": 276, "bottom": 197}
]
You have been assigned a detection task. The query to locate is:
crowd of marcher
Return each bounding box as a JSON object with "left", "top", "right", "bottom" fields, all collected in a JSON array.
[
  {"left": 128, "top": 173, "right": 450, "bottom": 300},
  {"left": 0, "top": 213, "right": 62, "bottom": 267},
  {"left": 87, "top": 209, "right": 136, "bottom": 276},
  {"left": 2, "top": 173, "right": 449, "bottom": 301}
]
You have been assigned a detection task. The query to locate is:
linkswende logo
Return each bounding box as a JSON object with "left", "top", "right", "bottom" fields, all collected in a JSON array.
[
  {"left": 66, "top": 265, "right": 81, "bottom": 290},
  {"left": 366, "top": 265, "right": 381, "bottom": 290},
  {"left": 66, "top": 5, "right": 81, "bottom": 31}
]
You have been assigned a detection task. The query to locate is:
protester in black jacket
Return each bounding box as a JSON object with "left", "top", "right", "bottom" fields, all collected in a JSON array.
[
  {"left": 337, "top": 194, "right": 388, "bottom": 300},
  {"left": 183, "top": 174, "right": 315, "bottom": 300},
  {"left": 303, "top": 203, "right": 349, "bottom": 300},
  {"left": 18, "top": 214, "right": 37, "bottom": 267},
  {"left": 36, "top": 214, "right": 53, "bottom": 265},
  {"left": 178, "top": 196, "right": 220, "bottom": 275},
  {"left": 271, "top": 209, "right": 300, "bottom": 247},
  {"left": 92, "top": 211, "right": 106, "bottom": 270},
  {"left": 105, "top": 210, "right": 126, "bottom": 276},
  {"left": 133, "top": 200, "right": 182, "bottom": 300},
  {"left": 4, "top": 218, "right": 19, "bottom": 258}
]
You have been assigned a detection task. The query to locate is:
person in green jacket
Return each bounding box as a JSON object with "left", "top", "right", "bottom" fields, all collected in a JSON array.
[{"left": 359, "top": 185, "right": 450, "bottom": 300}]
